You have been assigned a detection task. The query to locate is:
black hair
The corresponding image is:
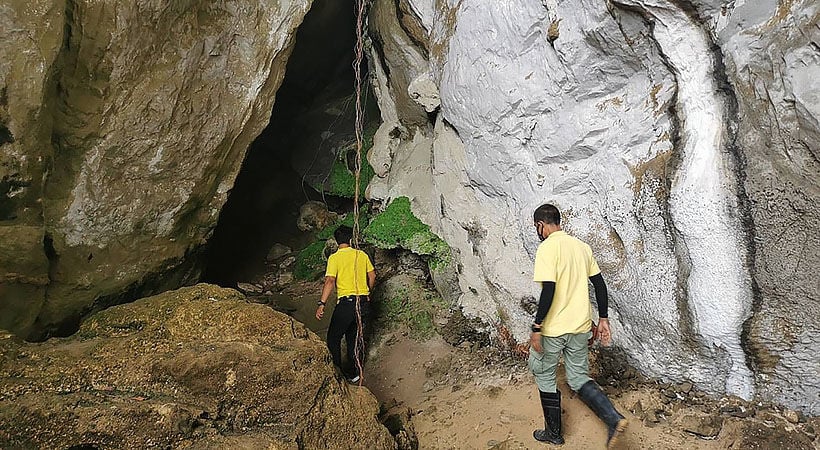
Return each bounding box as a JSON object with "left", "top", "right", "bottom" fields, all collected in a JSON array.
[
  {"left": 333, "top": 225, "right": 353, "bottom": 245},
  {"left": 533, "top": 204, "right": 561, "bottom": 226}
]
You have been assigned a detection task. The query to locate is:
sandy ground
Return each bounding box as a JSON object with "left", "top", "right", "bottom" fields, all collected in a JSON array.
[
  {"left": 363, "top": 333, "right": 752, "bottom": 450},
  {"left": 263, "top": 281, "right": 816, "bottom": 450}
]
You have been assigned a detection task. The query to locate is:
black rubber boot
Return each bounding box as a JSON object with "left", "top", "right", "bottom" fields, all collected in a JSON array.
[
  {"left": 577, "top": 381, "right": 628, "bottom": 449},
  {"left": 533, "top": 390, "right": 564, "bottom": 445}
]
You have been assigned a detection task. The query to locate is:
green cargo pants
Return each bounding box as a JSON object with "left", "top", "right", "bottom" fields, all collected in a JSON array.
[{"left": 528, "top": 332, "right": 593, "bottom": 392}]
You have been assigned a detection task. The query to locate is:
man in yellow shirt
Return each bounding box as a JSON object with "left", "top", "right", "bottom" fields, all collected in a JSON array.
[
  {"left": 315, "top": 226, "right": 375, "bottom": 383},
  {"left": 528, "top": 204, "right": 627, "bottom": 448}
]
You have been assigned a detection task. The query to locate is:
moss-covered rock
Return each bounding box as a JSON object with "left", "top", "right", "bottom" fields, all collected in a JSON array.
[
  {"left": 312, "top": 123, "right": 379, "bottom": 199},
  {"left": 0, "top": 284, "right": 395, "bottom": 449},
  {"left": 294, "top": 207, "right": 373, "bottom": 281},
  {"left": 363, "top": 197, "right": 450, "bottom": 269},
  {"left": 293, "top": 240, "right": 330, "bottom": 281},
  {"left": 375, "top": 274, "right": 445, "bottom": 339}
]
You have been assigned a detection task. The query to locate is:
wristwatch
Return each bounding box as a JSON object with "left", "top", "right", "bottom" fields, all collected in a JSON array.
[
  {"left": 317, "top": 300, "right": 326, "bottom": 306},
  {"left": 531, "top": 324, "right": 541, "bottom": 333}
]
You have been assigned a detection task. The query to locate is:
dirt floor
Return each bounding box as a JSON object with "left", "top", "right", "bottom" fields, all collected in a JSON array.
[
  {"left": 258, "top": 271, "right": 817, "bottom": 450},
  {"left": 361, "top": 331, "right": 818, "bottom": 450}
]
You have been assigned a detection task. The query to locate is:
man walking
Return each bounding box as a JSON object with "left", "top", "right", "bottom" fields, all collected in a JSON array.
[
  {"left": 315, "top": 225, "right": 375, "bottom": 383},
  {"left": 529, "top": 204, "right": 628, "bottom": 448}
]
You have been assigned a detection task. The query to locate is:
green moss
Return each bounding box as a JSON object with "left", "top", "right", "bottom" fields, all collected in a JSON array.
[
  {"left": 379, "top": 286, "right": 444, "bottom": 339},
  {"left": 293, "top": 241, "right": 328, "bottom": 281},
  {"left": 321, "top": 123, "right": 378, "bottom": 199},
  {"left": 362, "top": 197, "right": 451, "bottom": 269}
]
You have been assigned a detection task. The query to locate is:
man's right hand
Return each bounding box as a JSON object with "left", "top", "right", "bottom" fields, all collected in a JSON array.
[
  {"left": 315, "top": 305, "right": 325, "bottom": 320},
  {"left": 530, "top": 331, "right": 542, "bottom": 353}
]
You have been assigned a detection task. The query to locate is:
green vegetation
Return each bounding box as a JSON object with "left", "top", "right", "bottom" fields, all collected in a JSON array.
[
  {"left": 362, "top": 196, "right": 451, "bottom": 269},
  {"left": 379, "top": 284, "right": 445, "bottom": 339},
  {"left": 321, "top": 123, "right": 378, "bottom": 199},
  {"left": 294, "top": 195, "right": 453, "bottom": 284},
  {"left": 293, "top": 241, "right": 328, "bottom": 280}
]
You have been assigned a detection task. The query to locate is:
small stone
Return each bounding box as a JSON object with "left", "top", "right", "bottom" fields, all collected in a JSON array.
[
  {"left": 677, "top": 381, "right": 693, "bottom": 393},
  {"left": 783, "top": 409, "right": 804, "bottom": 424},
  {"left": 236, "top": 282, "right": 263, "bottom": 294},
  {"left": 631, "top": 400, "right": 644, "bottom": 415},
  {"left": 719, "top": 404, "right": 755, "bottom": 419},
  {"left": 280, "top": 256, "right": 296, "bottom": 268},
  {"left": 676, "top": 412, "right": 723, "bottom": 439}
]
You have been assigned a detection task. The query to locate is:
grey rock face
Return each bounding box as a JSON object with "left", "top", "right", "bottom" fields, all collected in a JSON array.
[
  {"left": 367, "top": 0, "right": 820, "bottom": 413},
  {"left": 715, "top": 0, "right": 820, "bottom": 415},
  {"left": 0, "top": 0, "right": 312, "bottom": 338}
]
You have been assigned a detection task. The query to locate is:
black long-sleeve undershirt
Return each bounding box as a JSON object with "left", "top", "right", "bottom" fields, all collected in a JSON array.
[
  {"left": 590, "top": 273, "right": 608, "bottom": 319},
  {"left": 534, "top": 281, "right": 556, "bottom": 325},
  {"left": 534, "top": 274, "right": 609, "bottom": 325}
]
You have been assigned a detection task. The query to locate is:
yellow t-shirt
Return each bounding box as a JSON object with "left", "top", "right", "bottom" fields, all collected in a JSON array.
[
  {"left": 325, "top": 247, "right": 374, "bottom": 298},
  {"left": 533, "top": 230, "right": 601, "bottom": 336}
]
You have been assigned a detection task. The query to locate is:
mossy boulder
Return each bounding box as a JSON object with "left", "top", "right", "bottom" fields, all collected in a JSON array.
[
  {"left": 293, "top": 240, "right": 331, "bottom": 281},
  {"left": 295, "top": 207, "right": 372, "bottom": 281},
  {"left": 374, "top": 274, "right": 445, "bottom": 339},
  {"left": 310, "top": 122, "right": 379, "bottom": 200},
  {"left": 362, "top": 196, "right": 450, "bottom": 269},
  {"left": 0, "top": 284, "right": 395, "bottom": 449}
]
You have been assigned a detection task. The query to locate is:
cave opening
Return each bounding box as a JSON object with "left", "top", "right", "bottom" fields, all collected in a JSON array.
[{"left": 203, "top": 0, "right": 380, "bottom": 286}]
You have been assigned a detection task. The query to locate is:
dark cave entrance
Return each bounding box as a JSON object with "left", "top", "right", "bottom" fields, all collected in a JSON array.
[{"left": 203, "top": 0, "right": 379, "bottom": 286}]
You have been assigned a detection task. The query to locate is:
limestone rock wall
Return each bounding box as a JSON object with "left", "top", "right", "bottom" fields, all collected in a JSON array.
[
  {"left": 0, "top": 0, "right": 312, "bottom": 339},
  {"left": 366, "top": 0, "right": 820, "bottom": 414}
]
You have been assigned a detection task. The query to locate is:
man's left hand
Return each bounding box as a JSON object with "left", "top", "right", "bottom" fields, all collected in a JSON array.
[
  {"left": 530, "top": 331, "right": 542, "bottom": 353},
  {"left": 597, "top": 318, "right": 612, "bottom": 346}
]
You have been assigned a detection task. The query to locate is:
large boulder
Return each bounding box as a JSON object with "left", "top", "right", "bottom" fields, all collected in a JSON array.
[
  {"left": 365, "top": 0, "right": 820, "bottom": 413},
  {"left": 0, "top": 284, "right": 395, "bottom": 449},
  {"left": 0, "top": 0, "right": 312, "bottom": 339}
]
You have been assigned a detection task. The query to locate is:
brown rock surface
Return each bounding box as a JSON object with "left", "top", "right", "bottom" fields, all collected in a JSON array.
[
  {"left": 0, "top": 0, "right": 312, "bottom": 339},
  {"left": 0, "top": 284, "right": 395, "bottom": 449}
]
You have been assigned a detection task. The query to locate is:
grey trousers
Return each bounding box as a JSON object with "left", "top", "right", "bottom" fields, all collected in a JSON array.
[{"left": 528, "top": 332, "right": 593, "bottom": 392}]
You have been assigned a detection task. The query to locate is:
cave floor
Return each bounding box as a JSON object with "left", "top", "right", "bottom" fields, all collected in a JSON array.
[
  {"left": 363, "top": 331, "right": 742, "bottom": 450},
  {"left": 261, "top": 276, "right": 817, "bottom": 449}
]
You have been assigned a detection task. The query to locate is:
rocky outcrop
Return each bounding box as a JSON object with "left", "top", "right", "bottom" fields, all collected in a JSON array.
[
  {"left": 365, "top": 0, "right": 820, "bottom": 414},
  {"left": 0, "top": 0, "right": 312, "bottom": 339},
  {"left": 0, "top": 284, "right": 395, "bottom": 449}
]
